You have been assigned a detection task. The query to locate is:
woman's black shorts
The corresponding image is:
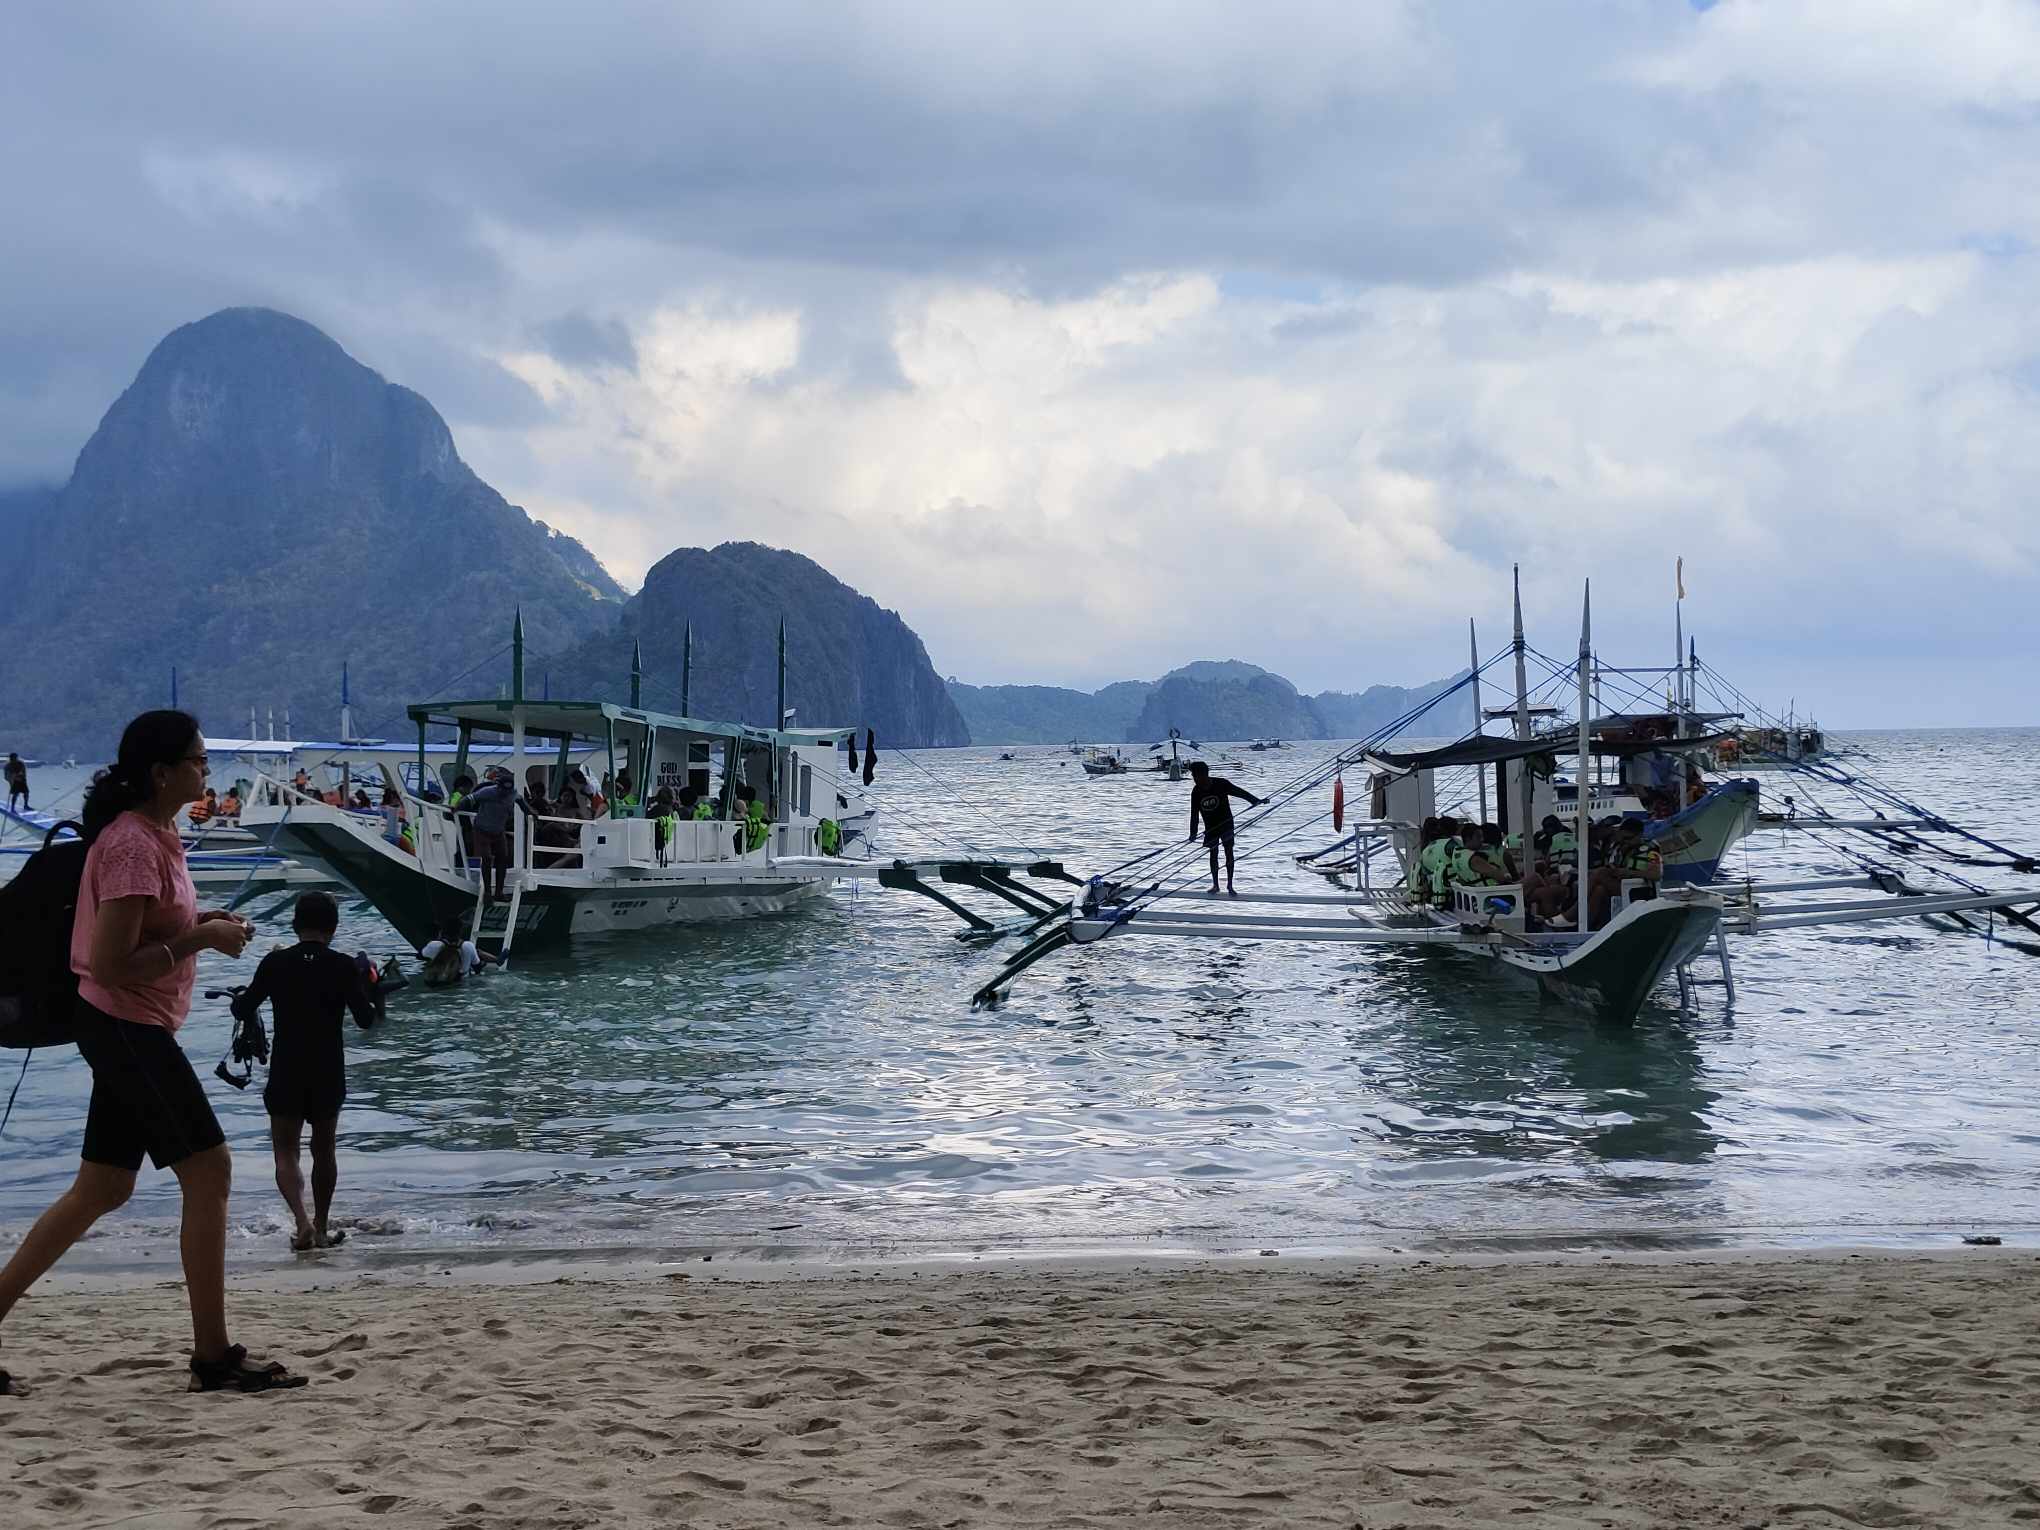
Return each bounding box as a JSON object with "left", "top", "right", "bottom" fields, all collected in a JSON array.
[{"left": 73, "top": 1000, "right": 226, "bottom": 1172}]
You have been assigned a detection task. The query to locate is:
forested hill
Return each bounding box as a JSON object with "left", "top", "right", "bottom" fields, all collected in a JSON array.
[
  {"left": 0, "top": 308, "right": 623, "bottom": 753},
  {"left": 551, "top": 543, "right": 971, "bottom": 748}
]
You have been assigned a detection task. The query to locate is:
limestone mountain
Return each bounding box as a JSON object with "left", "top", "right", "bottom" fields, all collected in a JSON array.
[
  {"left": 0, "top": 308, "right": 624, "bottom": 753},
  {"left": 553, "top": 542, "right": 971, "bottom": 748},
  {"left": 948, "top": 661, "right": 1473, "bottom": 744},
  {"left": 1128, "top": 668, "right": 1321, "bottom": 743}
]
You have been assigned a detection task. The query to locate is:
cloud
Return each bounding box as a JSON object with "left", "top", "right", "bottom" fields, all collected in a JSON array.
[{"left": 3, "top": 1, "right": 2039, "bottom": 721}]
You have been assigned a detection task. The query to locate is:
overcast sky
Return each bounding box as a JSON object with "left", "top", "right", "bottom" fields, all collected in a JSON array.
[{"left": 5, "top": 2, "right": 2038, "bottom": 724}]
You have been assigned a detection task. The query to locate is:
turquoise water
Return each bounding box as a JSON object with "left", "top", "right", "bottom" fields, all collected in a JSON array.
[{"left": 2, "top": 731, "right": 2037, "bottom": 1263}]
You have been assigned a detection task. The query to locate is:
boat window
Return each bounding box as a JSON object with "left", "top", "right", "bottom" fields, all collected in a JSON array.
[{"left": 800, "top": 764, "right": 812, "bottom": 817}]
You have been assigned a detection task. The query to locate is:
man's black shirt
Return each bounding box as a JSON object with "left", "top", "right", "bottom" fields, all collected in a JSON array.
[{"left": 1190, "top": 776, "right": 1260, "bottom": 840}]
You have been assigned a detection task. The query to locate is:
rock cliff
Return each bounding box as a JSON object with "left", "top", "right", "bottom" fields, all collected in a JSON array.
[
  {"left": 0, "top": 308, "right": 623, "bottom": 751},
  {"left": 555, "top": 543, "right": 971, "bottom": 747}
]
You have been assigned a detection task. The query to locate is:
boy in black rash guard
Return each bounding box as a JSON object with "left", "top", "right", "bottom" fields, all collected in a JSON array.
[
  {"left": 1186, "top": 761, "right": 1266, "bottom": 896},
  {"left": 232, "top": 893, "right": 382, "bottom": 1251}
]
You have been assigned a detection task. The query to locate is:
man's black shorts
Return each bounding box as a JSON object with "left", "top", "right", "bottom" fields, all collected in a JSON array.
[
  {"left": 1202, "top": 828, "right": 1236, "bottom": 850},
  {"left": 264, "top": 1069, "right": 345, "bottom": 1124},
  {"left": 74, "top": 1000, "right": 226, "bottom": 1172}
]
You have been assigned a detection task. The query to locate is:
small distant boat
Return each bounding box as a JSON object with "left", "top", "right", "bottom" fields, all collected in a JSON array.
[
  {"left": 1147, "top": 728, "right": 1203, "bottom": 782},
  {"left": 998, "top": 751, "right": 1016, "bottom": 762},
  {"left": 1249, "top": 737, "right": 1290, "bottom": 752},
  {"left": 1079, "top": 746, "right": 1132, "bottom": 776},
  {"left": 1718, "top": 723, "right": 1829, "bottom": 769}
]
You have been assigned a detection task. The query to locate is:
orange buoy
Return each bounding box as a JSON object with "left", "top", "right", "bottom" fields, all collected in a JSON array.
[{"left": 1332, "top": 771, "right": 1345, "bottom": 832}]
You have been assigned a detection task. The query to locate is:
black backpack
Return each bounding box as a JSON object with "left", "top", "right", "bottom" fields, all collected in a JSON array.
[{"left": 0, "top": 821, "right": 87, "bottom": 1050}]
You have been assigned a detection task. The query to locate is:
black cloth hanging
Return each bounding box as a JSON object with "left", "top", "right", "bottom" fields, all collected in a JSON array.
[{"left": 862, "top": 729, "right": 877, "bottom": 786}]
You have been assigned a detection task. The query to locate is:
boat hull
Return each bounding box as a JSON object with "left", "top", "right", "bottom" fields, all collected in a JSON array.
[
  {"left": 260, "top": 815, "right": 834, "bottom": 953},
  {"left": 1481, "top": 898, "right": 1722, "bottom": 1021},
  {"left": 1647, "top": 779, "right": 1760, "bottom": 885}
]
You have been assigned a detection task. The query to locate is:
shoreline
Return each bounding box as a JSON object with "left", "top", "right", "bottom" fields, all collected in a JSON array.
[
  {"left": 5, "top": 1247, "right": 2036, "bottom": 1528},
  {"left": 19, "top": 1217, "right": 2030, "bottom": 1290}
]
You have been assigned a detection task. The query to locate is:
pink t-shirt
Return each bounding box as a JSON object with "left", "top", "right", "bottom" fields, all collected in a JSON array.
[{"left": 71, "top": 810, "right": 198, "bottom": 1032}]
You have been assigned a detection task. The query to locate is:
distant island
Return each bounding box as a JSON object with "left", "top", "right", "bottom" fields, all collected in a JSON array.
[{"left": 947, "top": 660, "right": 1471, "bottom": 745}]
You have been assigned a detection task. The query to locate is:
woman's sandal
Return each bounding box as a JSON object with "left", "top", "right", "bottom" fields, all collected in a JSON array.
[{"left": 188, "top": 1344, "right": 308, "bottom": 1394}]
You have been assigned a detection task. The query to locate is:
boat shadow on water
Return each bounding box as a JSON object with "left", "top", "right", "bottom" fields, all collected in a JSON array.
[{"left": 1344, "top": 950, "right": 1726, "bottom": 1174}]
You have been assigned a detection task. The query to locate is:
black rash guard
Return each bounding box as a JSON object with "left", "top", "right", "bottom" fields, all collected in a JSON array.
[
  {"left": 1189, "top": 776, "right": 1261, "bottom": 841},
  {"left": 235, "top": 941, "right": 381, "bottom": 1120}
]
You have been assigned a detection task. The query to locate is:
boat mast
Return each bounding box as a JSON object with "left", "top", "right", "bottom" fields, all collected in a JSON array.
[
  {"left": 341, "top": 661, "right": 355, "bottom": 743},
  {"left": 1511, "top": 565, "right": 1533, "bottom": 837},
  {"left": 777, "top": 616, "right": 787, "bottom": 727},
  {"left": 1673, "top": 599, "right": 1684, "bottom": 726},
  {"left": 629, "top": 638, "right": 643, "bottom": 709},
  {"left": 680, "top": 623, "right": 692, "bottom": 716},
  {"left": 1576, "top": 581, "right": 1592, "bottom": 935},
  {"left": 511, "top": 608, "right": 527, "bottom": 790},
  {"left": 1469, "top": 618, "right": 1487, "bottom": 823}
]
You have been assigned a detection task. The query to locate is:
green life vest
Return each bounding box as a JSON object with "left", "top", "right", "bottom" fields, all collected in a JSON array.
[
  {"left": 744, "top": 801, "right": 769, "bottom": 852},
  {"left": 818, "top": 818, "right": 842, "bottom": 855},
  {"left": 1549, "top": 830, "right": 1578, "bottom": 856},
  {"left": 692, "top": 798, "right": 716, "bottom": 821},
  {"left": 1616, "top": 841, "right": 1658, "bottom": 875},
  {"left": 1423, "top": 837, "right": 1458, "bottom": 899}
]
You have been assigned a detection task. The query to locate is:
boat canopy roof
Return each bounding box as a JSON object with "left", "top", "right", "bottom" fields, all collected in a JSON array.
[
  {"left": 209, "top": 737, "right": 396, "bottom": 756},
  {"left": 404, "top": 697, "right": 853, "bottom": 750},
  {"left": 1591, "top": 710, "right": 1740, "bottom": 730},
  {"left": 1371, "top": 721, "right": 1742, "bottom": 775},
  {"left": 1593, "top": 729, "right": 1740, "bottom": 759},
  {"left": 1366, "top": 735, "right": 1561, "bottom": 773}
]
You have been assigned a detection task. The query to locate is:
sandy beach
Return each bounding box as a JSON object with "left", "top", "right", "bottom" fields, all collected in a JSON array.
[{"left": 1, "top": 1250, "right": 2035, "bottom": 1529}]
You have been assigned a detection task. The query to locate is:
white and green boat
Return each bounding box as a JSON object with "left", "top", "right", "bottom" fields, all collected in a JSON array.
[{"left": 239, "top": 628, "right": 874, "bottom": 955}]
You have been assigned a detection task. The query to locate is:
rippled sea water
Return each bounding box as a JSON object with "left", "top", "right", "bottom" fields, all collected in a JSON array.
[{"left": 3, "top": 730, "right": 2037, "bottom": 1263}]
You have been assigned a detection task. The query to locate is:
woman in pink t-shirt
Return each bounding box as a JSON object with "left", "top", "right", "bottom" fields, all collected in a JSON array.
[{"left": 0, "top": 711, "right": 306, "bottom": 1397}]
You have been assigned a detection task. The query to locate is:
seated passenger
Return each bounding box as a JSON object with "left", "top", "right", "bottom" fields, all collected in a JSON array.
[
  {"left": 219, "top": 787, "right": 243, "bottom": 820},
  {"left": 554, "top": 768, "right": 596, "bottom": 821},
  {"left": 1587, "top": 820, "right": 1663, "bottom": 928},
  {"left": 189, "top": 788, "right": 218, "bottom": 825},
  {"left": 379, "top": 786, "right": 406, "bottom": 845},
  {"left": 1522, "top": 857, "right": 1570, "bottom": 925}
]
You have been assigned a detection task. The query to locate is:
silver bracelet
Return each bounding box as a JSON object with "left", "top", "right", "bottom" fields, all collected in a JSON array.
[{"left": 162, "top": 941, "right": 177, "bottom": 971}]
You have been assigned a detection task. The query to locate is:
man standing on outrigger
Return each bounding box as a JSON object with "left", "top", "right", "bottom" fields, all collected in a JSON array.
[{"left": 1186, "top": 761, "right": 1265, "bottom": 897}]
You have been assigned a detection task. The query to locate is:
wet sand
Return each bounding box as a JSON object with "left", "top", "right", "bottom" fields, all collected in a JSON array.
[{"left": 2, "top": 1250, "right": 2036, "bottom": 1528}]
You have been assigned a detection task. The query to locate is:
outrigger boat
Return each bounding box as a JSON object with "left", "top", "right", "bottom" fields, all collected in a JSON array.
[
  {"left": 239, "top": 619, "right": 880, "bottom": 955},
  {"left": 966, "top": 575, "right": 2040, "bottom": 1023},
  {"left": 1147, "top": 728, "right": 1201, "bottom": 782},
  {"left": 1079, "top": 746, "right": 1133, "bottom": 776}
]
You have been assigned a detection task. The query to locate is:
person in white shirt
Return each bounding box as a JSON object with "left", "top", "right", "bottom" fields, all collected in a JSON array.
[{"left": 418, "top": 918, "right": 501, "bottom": 986}]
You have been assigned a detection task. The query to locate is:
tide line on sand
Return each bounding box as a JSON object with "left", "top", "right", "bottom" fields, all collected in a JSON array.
[{"left": 2, "top": 1251, "right": 2036, "bottom": 1528}]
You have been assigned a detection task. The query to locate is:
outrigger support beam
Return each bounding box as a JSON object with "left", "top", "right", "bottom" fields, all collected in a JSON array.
[{"left": 877, "top": 857, "right": 1081, "bottom": 943}]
